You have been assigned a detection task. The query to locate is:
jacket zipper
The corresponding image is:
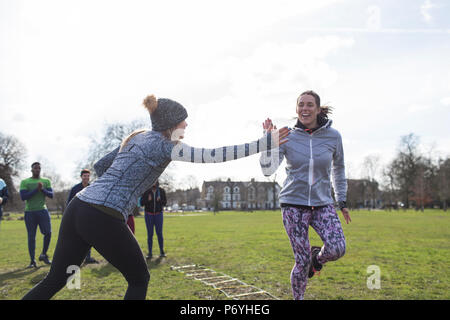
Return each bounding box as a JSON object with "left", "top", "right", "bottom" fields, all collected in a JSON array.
[
  {"left": 296, "top": 120, "right": 329, "bottom": 206},
  {"left": 308, "top": 137, "right": 313, "bottom": 206}
]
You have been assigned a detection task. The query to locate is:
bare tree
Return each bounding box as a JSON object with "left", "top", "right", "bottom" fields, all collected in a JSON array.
[
  {"left": 211, "top": 184, "right": 223, "bottom": 214},
  {"left": 437, "top": 158, "right": 450, "bottom": 211},
  {"left": 0, "top": 132, "right": 27, "bottom": 204},
  {"left": 37, "top": 157, "right": 72, "bottom": 218},
  {"left": 79, "top": 119, "right": 147, "bottom": 178},
  {"left": 389, "top": 133, "right": 422, "bottom": 209},
  {"left": 381, "top": 163, "right": 399, "bottom": 211},
  {"left": 362, "top": 154, "right": 381, "bottom": 209},
  {"left": 266, "top": 174, "right": 279, "bottom": 209}
]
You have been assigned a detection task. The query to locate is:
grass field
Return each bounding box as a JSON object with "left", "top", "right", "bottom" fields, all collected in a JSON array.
[{"left": 0, "top": 209, "right": 449, "bottom": 300}]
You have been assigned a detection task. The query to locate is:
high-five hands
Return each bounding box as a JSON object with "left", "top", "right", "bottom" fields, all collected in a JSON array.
[{"left": 263, "top": 118, "right": 289, "bottom": 147}]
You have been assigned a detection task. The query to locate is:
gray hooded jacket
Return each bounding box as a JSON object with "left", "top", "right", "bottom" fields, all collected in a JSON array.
[{"left": 260, "top": 120, "right": 347, "bottom": 207}]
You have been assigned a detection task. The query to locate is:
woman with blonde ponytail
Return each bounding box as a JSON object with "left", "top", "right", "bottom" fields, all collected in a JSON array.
[
  {"left": 23, "top": 94, "right": 289, "bottom": 300},
  {"left": 260, "top": 90, "right": 351, "bottom": 300}
]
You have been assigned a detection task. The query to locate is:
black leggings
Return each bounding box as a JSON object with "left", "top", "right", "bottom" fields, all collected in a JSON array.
[{"left": 22, "top": 197, "right": 150, "bottom": 300}]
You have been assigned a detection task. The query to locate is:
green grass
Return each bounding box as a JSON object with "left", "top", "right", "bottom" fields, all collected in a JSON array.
[{"left": 0, "top": 209, "right": 449, "bottom": 300}]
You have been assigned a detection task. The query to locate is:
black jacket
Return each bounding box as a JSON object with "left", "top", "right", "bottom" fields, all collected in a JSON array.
[
  {"left": 141, "top": 187, "right": 167, "bottom": 213},
  {"left": 67, "top": 182, "right": 89, "bottom": 205},
  {"left": 0, "top": 180, "right": 8, "bottom": 207}
]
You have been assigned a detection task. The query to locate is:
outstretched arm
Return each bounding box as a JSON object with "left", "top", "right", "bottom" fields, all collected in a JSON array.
[
  {"left": 94, "top": 146, "right": 120, "bottom": 177},
  {"left": 170, "top": 128, "right": 289, "bottom": 163}
]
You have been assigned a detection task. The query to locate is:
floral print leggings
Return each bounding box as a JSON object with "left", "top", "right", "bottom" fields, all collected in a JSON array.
[{"left": 282, "top": 205, "right": 346, "bottom": 300}]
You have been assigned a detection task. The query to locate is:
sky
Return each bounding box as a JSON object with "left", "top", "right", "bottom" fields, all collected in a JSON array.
[{"left": 1, "top": 0, "right": 449, "bottom": 189}]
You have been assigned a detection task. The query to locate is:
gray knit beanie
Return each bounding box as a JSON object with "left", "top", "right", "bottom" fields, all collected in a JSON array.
[{"left": 147, "top": 97, "right": 188, "bottom": 132}]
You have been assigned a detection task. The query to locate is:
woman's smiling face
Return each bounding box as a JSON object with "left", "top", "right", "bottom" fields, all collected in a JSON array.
[{"left": 296, "top": 94, "right": 320, "bottom": 129}]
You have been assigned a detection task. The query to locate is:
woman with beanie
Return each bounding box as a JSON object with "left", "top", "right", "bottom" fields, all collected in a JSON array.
[
  {"left": 22, "top": 95, "right": 289, "bottom": 300},
  {"left": 260, "top": 90, "right": 351, "bottom": 300}
]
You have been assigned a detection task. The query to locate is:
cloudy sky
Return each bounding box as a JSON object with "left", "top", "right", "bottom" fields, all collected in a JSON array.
[{"left": 1, "top": 0, "right": 449, "bottom": 189}]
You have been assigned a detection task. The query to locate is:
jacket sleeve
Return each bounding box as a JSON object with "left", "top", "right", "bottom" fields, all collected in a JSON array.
[
  {"left": 20, "top": 189, "right": 39, "bottom": 201},
  {"left": 140, "top": 190, "right": 149, "bottom": 206},
  {"left": 0, "top": 186, "right": 8, "bottom": 205},
  {"left": 169, "top": 133, "right": 279, "bottom": 163},
  {"left": 67, "top": 186, "right": 76, "bottom": 205},
  {"left": 42, "top": 188, "right": 53, "bottom": 199},
  {"left": 259, "top": 143, "right": 285, "bottom": 177},
  {"left": 331, "top": 133, "right": 347, "bottom": 203},
  {"left": 94, "top": 146, "right": 120, "bottom": 177}
]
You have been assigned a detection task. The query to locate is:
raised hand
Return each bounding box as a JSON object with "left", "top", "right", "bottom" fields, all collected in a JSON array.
[{"left": 262, "top": 118, "right": 276, "bottom": 133}]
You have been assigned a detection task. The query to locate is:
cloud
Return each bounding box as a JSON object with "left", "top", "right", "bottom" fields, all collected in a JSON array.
[
  {"left": 12, "top": 113, "right": 26, "bottom": 122},
  {"left": 440, "top": 97, "right": 450, "bottom": 106},
  {"left": 421, "top": 0, "right": 436, "bottom": 23},
  {"left": 407, "top": 104, "right": 432, "bottom": 113},
  {"left": 366, "top": 5, "right": 381, "bottom": 31}
]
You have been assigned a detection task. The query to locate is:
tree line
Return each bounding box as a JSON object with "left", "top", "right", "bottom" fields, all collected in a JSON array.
[
  {"left": 1, "top": 127, "right": 449, "bottom": 213},
  {"left": 348, "top": 133, "right": 449, "bottom": 211}
]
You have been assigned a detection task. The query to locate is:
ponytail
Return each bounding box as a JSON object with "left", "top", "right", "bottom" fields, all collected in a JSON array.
[
  {"left": 317, "top": 105, "right": 333, "bottom": 124},
  {"left": 119, "top": 129, "right": 148, "bottom": 152}
]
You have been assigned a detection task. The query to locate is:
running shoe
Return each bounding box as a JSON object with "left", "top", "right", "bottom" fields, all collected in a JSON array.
[
  {"left": 308, "top": 246, "right": 323, "bottom": 278},
  {"left": 38, "top": 254, "right": 52, "bottom": 265}
]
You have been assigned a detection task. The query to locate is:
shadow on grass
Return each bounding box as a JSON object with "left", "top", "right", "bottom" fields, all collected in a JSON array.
[
  {"left": 0, "top": 267, "right": 41, "bottom": 286},
  {"left": 88, "top": 256, "right": 168, "bottom": 278}
]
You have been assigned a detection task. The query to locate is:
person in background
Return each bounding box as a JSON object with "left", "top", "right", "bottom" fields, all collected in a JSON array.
[
  {"left": 67, "top": 169, "right": 98, "bottom": 264},
  {"left": 20, "top": 162, "right": 54, "bottom": 268},
  {"left": 22, "top": 94, "right": 288, "bottom": 300},
  {"left": 0, "top": 178, "right": 9, "bottom": 228},
  {"left": 140, "top": 181, "right": 167, "bottom": 259},
  {"left": 127, "top": 207, "right": 137, "bottom": 234}
]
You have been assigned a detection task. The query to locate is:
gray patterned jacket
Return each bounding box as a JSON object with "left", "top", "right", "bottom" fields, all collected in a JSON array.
[{"left": 77, "top": 130, "right": 273, "bottom": 221}]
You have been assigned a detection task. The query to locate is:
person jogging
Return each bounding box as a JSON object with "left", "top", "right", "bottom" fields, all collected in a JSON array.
[
  {"left": 0, "top": 178, "right": 9, "bottom": 228},
  {"left": 67, "top": 169, "right": 98, "bottom": 264},
  {"left": 22, "top": 94, "right": 289, "bottom": 300},
  {"left": 141, "top": 181, "right": 167, "bottom": 259},
  {"left": 20, "top": 162, "right": 54, "bottom": 268},
  {"left": 260, "top": 90, "right": 351, "bottom": 300}
]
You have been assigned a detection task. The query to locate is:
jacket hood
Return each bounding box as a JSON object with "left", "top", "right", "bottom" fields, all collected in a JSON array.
[{"left": 294, "top": 117, "right": 332, "bottom": 133}]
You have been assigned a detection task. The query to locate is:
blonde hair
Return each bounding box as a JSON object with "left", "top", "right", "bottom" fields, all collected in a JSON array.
[{"left": 119, "top": 129, "right": 148, "bottom": 152}]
